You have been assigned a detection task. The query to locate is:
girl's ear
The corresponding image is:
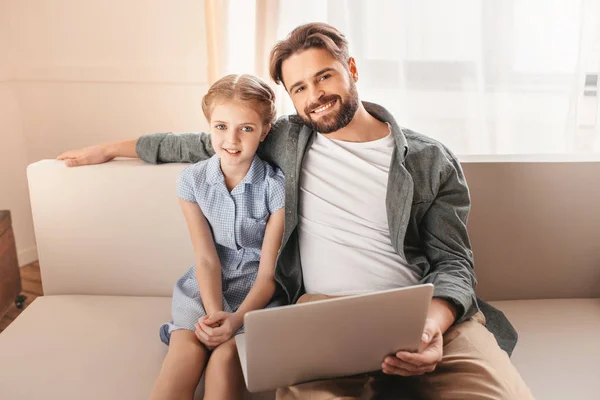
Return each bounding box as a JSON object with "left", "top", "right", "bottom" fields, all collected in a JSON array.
[{"left": 260, "top": 123, "right": 272, "bottom": 142}]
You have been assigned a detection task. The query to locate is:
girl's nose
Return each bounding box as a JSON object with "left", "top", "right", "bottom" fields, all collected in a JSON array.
[{"left": 226, "top": 129, "right": 240, "bottom": 143}]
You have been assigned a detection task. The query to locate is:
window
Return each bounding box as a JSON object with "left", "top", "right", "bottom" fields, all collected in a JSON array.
[{"left": 226, "top": 0, "right": 600, "bottom": 156}]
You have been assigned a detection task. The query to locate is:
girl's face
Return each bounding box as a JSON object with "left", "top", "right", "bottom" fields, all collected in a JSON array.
[{"left": 209, "top": 100, "right": 270, "bottom": 171}]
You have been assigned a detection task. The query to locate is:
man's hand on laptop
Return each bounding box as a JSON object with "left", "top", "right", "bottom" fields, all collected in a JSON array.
[
  {"left": 381, "top": 317, "right": 443, "bottom": 376},
  {"left": 194, "top": 311, "right": 243, "bottom": 350},
  {"left": 381, "top": 298, "right": 456, "bottom": 377}
]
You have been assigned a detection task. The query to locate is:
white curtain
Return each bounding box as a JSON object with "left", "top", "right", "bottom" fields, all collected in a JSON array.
[{"left": 222, "top": 0, "right": 600, "bottom": 156}]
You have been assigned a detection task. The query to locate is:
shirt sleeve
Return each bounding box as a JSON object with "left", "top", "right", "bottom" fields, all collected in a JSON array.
[
  {"left": 417, "top": 148, "right": 477, "bottom": 324},
  {"left": 136, "top": 132, "right": 215, "bottom": 164},
  {"left": 176, "top": 166, "right": 197, "bottom": 202},
  {"left": 267, "top": 167, "right": 286, "bottom": 214}
]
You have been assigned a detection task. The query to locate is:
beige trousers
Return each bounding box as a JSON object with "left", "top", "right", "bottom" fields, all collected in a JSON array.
[{"left": 276, "top": 312, "right": 535, "bottom": 400}]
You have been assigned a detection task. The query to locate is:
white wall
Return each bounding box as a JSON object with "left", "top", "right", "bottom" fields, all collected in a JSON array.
[
  {"left": 0, "top": 23, "right": 37, "bottom": 266},
  {"left": 0, "top": 0, "right": 211, "bottom": 264}
]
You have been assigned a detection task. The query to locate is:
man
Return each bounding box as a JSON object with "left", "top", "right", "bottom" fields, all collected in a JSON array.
[{"left": 58, "top": 23, "right": 534, "bottom": 399}]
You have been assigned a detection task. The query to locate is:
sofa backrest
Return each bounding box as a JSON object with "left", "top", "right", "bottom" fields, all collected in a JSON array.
[
  {"left": 28, "top": 159, "right": 191, "bottom": 297},
  {"left": 27, "top": 159, "right": 600, "bottom": 300},
  {"left": 464, "top": 161, "right": 600, "bottom": 301}
]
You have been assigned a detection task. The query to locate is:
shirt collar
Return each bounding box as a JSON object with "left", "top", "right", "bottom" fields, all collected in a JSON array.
[
  {"left": 205, "top": 155, "right": 265, "bottom": 191},
  {"left": 237, "top": 155, "right": 265, "bottom": 187},
  {"left": 205, "top": 155, "right": 225, "bottom": 185},
  {"left": 362, "top": 101, "right": 409, "bottom": 162}
]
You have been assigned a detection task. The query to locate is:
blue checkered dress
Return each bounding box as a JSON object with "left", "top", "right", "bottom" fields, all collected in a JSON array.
[{"left": 159, "top": 155, "right": 286, "bottom": 345}]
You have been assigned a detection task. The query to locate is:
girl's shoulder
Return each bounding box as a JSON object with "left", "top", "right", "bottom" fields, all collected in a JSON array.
[
  {"left": 254, "top": 157, "right": 286, "bottom": 213},
  {"left": 255, "top": 156, "right": 285, "bottom": 186},
  {"left": 178, "top": 156, "right": 217, "bottom": 188}
]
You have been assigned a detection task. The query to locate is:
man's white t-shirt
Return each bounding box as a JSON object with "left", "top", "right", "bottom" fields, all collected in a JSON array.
[{"left": 298, "top": 129, "right": 420, "bottom": 296}]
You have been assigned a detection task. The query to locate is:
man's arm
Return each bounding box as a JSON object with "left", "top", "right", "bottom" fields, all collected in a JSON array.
[
  {"left": 419, "top": 150, "right": 477, "bottom": 327},
  {"left": 57, "top": 139, "right": 137, "bottom": 167},
  {"left": 136, "top": 132, "right": 214, "bottom": 164},
  {"left": 57, "top": 114, "right": 297, "bottom": 167},
  {"left": 57, "top": 132, "right": 215, "bottom": 167},
  {"left": 382, "top": 153, "right": 473, "bottom": 377}
]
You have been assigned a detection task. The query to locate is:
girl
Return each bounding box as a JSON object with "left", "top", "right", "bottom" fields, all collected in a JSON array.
[{"left": 150, "top": 74, "right": 285, "bottom": 400}]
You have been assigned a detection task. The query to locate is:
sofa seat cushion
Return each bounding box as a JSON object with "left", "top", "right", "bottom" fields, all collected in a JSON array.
[
  {"left": 490, "top": 298, "right": 600, "bottom": 400},
  {"left": 0, "top": 295, "right": 273, "bottom": 400},
  {"left": 2, "top": 296, "right": 597, "bottom": 399}
]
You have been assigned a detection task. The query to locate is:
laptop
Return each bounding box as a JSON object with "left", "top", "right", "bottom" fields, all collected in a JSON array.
[{"left": 235, "top": 283, "right": 434, "bottom": 393}]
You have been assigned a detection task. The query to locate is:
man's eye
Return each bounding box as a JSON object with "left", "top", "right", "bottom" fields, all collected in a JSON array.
[
  {"left": 215, "top": 124, "right": 226, "bottom": 130},
  {"left": 319, "top": 74, "right": 330, "bottom": 81},
  {"left": 241, "top": 126, "right": 254, "bottom": 132},
  {"left": 295, "top": 86, "right": 304, "bottom": 94}
]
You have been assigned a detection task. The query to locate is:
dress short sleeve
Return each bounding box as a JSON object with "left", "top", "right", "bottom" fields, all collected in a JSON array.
[
  {"left": 266, "top": 167, "right": 285, "bottom": 214},
  {"left": 177, "top": 166, "right": 197, "bottom": 202}
]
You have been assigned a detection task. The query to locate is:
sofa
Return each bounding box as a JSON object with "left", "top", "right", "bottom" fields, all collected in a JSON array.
[
  {"left": 0, "top": 210, "right": 22, "bottom": 321},
  {"left": 0, "top": 158, "right": 598, "bottom": 399}
]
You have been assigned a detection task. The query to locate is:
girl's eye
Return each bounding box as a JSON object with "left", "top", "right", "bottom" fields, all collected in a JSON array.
[
  {"left": 215, "top": 124, "right": 226, "bottom": 130},
  {"left": 241, "top": 126, "right": 254, "bottom": 132}
]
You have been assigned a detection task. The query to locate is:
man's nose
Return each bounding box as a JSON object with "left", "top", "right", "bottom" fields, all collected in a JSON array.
[{"left": 308, "top": 86, "right": 325, "bottom": 105}]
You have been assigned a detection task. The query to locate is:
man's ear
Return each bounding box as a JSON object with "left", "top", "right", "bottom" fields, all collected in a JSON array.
[
  {"left": 348, "top": 57, "right": 358, "bottom": 82},
  {"left": 260, "top": 123, "right": 272, "bottom": 142}
]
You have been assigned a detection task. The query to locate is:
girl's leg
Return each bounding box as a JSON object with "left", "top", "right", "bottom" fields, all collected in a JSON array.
[
  {"left": 203, "top": 337, "right": 246, "bottom": 400},
  {"left": 150, "top": 330, "right": 209, "bottom": 400}
]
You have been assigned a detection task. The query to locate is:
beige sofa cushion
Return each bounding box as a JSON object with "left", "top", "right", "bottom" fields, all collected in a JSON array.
[
  {"left": 0, "top": 295, "right": 273, "bottom": 400},
  {"left": 2, "top": 295, "right": 598, "bottom": 400},
  {"left": 491, "top": 299, "right": 600, "bottom": 400},
  {"left": 0, "top": 296, "right": 171, "bottom": 400}
]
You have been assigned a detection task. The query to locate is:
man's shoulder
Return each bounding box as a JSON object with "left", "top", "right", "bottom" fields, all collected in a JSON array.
[
  {"left": 402, "top": 128, "right": 460, "bottom": 169},
  {"left": 270, "top": 114, "right": 305, "bottom": 134},
  {"left": 399, "top": 129, "right": 469, "bottom": 204},
  {"left": 364, "top": 101, "right": 459, "bottom": 168},
  {"left": 259, "top": 115, "right": 306, "bottom": 163}
]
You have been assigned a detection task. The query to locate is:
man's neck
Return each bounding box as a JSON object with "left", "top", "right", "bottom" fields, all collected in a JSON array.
[{"left": 323, "top": 103, "right": 389, "bottom": 143}]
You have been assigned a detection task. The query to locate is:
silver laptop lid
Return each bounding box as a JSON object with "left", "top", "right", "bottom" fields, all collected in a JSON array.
[{"left": 239, "top": 284, "right": 433, "bottom": 392}]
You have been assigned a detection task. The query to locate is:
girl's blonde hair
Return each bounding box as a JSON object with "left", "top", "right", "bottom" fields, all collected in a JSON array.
[{"left": 202, "top": 74, "right": 277, "bottom": 126}]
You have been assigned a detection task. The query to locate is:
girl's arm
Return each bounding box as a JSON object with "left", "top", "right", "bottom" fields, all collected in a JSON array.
[
  {"left": 179, "top": 198, "right": 223, "bottom": 316},
  {"left": 231, "top": 208, "right": 285, "bottom": 330}
]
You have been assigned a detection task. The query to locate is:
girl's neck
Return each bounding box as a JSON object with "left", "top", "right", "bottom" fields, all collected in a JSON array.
[{"left": 220, "top": 159, "right": 252, "bottom": 192}]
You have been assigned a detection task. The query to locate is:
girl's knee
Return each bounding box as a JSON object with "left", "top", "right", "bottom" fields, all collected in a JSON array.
[
  {"left": 165, "top": 330, "right": 208, "bottom": 366},
  {"left": 210, "top": 339, "right": 240, "bottom": 366}
]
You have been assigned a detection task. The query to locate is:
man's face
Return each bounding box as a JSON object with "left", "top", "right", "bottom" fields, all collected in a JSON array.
[{"left": 281, "top": 48, "right": 359, "bottom": 133}]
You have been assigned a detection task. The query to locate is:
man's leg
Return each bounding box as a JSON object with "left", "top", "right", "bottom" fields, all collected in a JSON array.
[
  {"left": 276, "top": 375, "right": 371, "bottom": 400},
  {"left": 414, "top": 312, "right": 535, "bottom": 400}
]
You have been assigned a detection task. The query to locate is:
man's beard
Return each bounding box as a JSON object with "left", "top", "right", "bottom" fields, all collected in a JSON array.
[{"left": 300, "top": 82, "right": 359, "bottom": 134}]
